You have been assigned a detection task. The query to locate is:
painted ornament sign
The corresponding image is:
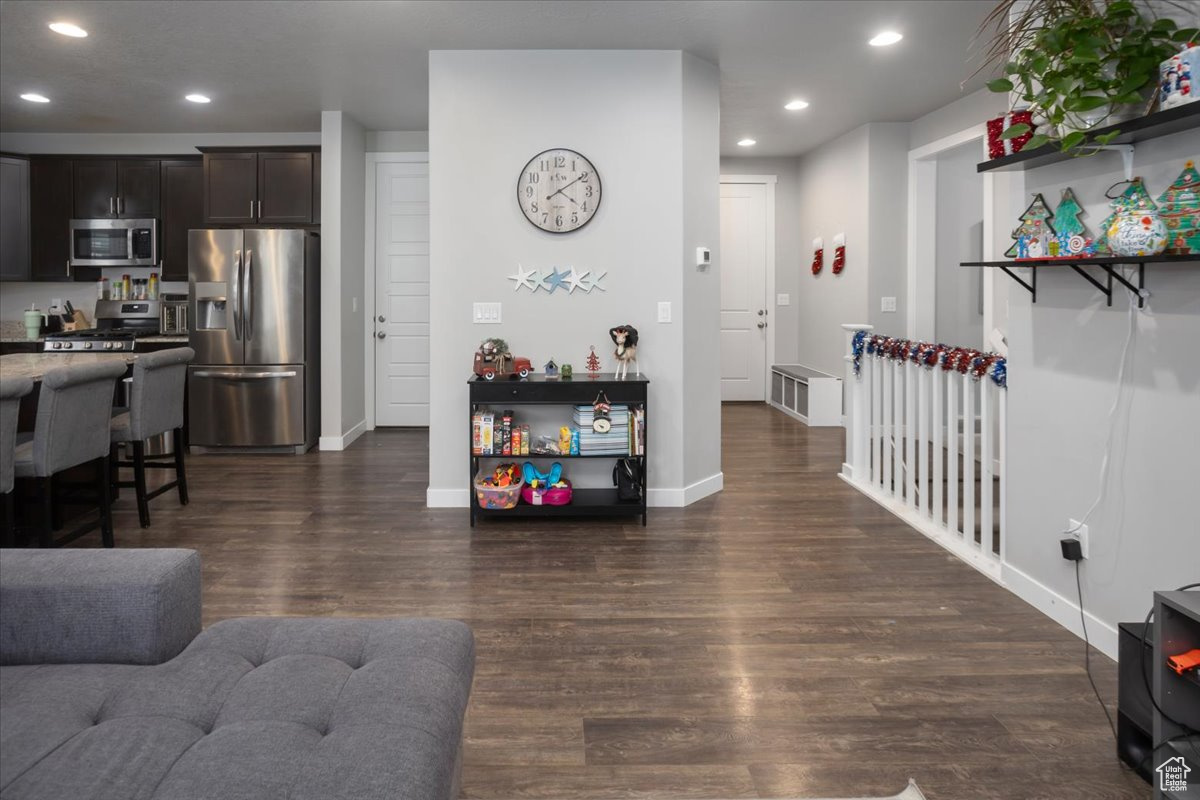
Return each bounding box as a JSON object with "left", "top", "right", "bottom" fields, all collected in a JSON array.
[
  {"left": 1107, "top": 194, "right": 1168, "bottom": 257},
  {"left": 508, "top": 264, "right": 607, "bottom": 294},
  {"left": 1158, "top": 160, "right": 1200, "bottom": 254}
]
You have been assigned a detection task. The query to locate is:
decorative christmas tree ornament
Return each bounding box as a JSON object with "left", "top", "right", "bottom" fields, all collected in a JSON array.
[
  {"left": 831, "top": 233, "right": 847, "bottom": 274},
  {"left": 1160, "top": 43, "right": 1198, "bottom": 110},
  {"left": 1108, "top": 192, "right": 1168, "bottom": 257},
  {"left": 1096, "top": 179, "right": 1154, "bottom": 254},
  {"left": 1005, "top": 194, "right": 1056, "bottom": 259},
  {"left": 1158, "top": 160, "right": 1200, "bottom": 255},
  {"left": 986, "top": 110, "right": 1036, "bottom": 159},
  {"left": 585, "top": 346, "right": 602, "bottom": 377},
  {"left": 811, "top": 237, "right": 824, "bottom": 275},
  {"left": 1050, "top": 188, "right": 1096, "bottom": 257}
]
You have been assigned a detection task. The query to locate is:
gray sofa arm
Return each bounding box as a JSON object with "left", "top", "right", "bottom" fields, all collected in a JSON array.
[{"left": 0, "top": 548, "right": 201, "bottom": 665}]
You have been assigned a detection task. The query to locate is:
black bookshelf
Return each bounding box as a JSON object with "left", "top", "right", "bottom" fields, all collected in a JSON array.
[
  {"left": 468, "top": 373, "right": 648, "bottom": 526},
  {"left": 976, "top": 103, "right": 1200, "bottom": 173}
]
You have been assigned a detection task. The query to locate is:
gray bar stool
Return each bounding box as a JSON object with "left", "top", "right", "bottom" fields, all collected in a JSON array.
[
  {"left": 1, "top": 377, "right": 35, "bottom": 547},
  {"left": 13, "top": 361, "right": 126, "bottom": 548},
  {"left": 110, "top": 348, "right": 194, "bottom": 528}
]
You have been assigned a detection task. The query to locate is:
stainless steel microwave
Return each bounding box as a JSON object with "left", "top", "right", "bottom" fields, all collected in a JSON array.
[{"left": 69, "top": 218, "right": 157, "bottom": 267}]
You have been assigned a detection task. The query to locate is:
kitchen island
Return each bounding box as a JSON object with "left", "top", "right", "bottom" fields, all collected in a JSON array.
[{"left": 1, "top": 351, "right": 144, "bottom": 381}]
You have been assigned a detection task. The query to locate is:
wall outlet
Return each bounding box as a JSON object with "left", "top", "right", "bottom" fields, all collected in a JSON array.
[
  {"left": 473, "top": 302, "right": 502, "bottom": 324},
  {"left": 657, "top": 301, "right": 672, "bottom": 323},
  {"left": 1066, "top": 519, "right": 1090, "bottom": 560},
  {"left": 776, "top": 293, "right": 790, "bottom": 306},
  {"left": 881, "top": 296, "right": 897, "bottom": 313}
]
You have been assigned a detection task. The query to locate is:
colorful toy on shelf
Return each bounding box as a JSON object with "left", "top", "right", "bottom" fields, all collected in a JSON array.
[
  {"left": 609, "top": 325, "right": 639, "bottom": 380},
  {"left": 520, "top": 462, "right": 572, "bottom": 506},
  {"left": 1158, "top": 160, "right": 1200, "bottom": 255},
  {"left": 1006, "top": 193, "right": 1056, "bottom": 259},
  {"left": 1043, "top": 188, "right": 1098, "bottom": 258},
  {"left": 585, "top": 345, "right": 602, "bottom": 377},
  {"left": 560, "top": 363, "right": 573, "bottom": 380},
  {"left": 473, "top": 337, "right": 532, "bottom": 381},
  {"left": 544, "top": 359, "right": 559, "bottom": 379},
  {"left": 473, "top": 462, "right": 523, "bottom": 510},
  {"left": 558, "top": 426, "right": 572, "bottom": 455},
  {"left": 1160, "top": 43, "right": 1198, "bottom": 110}
]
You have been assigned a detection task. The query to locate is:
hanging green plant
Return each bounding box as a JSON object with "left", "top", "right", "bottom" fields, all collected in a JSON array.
[{"left": 976, "top": 0, "right": 1198, "bottom": 154}]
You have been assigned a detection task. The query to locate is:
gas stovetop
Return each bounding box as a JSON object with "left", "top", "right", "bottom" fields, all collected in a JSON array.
[{"left": 43, "top": 329, "right": 159, "bottom": 352}]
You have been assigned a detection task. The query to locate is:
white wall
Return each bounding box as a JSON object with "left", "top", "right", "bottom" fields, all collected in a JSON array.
[
  {"left": 719, "top": 155, "right": 801, "bottom": 364},
  {"left": 934, "top": 141, "right": 984, "bottom": 348},
  {"left": 908, "top": 88, "right": 998, "bottom": 151},
  {"left": 319, "top": 110, "right": 367, "bottom": 449},
  {"left": 428, "top": 50, "right": 721, "bottom": 506},
  {"left": 366, "top": 131, "right": 428, "bottom": 152},
  {"left": 793, "top": 126, "right": 872, "bottom": 376},
  {"left": 867, "top": 123, "right": 911, "bottom": 333},
  {"left": 1003, "top": 130, "right": 1200, "bottom": 658}
]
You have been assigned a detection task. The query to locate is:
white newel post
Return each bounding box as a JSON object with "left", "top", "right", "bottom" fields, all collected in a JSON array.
[{"left": 841, "top": 324, "right": 873, "bottom": 481}]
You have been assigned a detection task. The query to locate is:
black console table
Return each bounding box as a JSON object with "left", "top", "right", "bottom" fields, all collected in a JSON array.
[{"left": 468, "top": 373, "right": 648, "bottom": 526}]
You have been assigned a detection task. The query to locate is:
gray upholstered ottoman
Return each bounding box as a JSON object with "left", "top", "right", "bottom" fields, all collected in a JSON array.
[{"left": 0, "top": 550, "right": 474, "bottom": 800}]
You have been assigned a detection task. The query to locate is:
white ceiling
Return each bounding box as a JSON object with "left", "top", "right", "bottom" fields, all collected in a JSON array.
[{"left": 0, "top": 0, "right": 996, "bottom": 157}]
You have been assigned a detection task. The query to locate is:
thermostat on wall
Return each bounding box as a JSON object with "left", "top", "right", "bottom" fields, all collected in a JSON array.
[{"left": 696, "top": 247, "right": 711, "bottom": 268}]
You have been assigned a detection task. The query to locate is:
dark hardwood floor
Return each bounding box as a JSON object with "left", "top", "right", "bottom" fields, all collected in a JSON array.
[{"left": 101, "top": 404, "right": 1145, "bottom": 799}]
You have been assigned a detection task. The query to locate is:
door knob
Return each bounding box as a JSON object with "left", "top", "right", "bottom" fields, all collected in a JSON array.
[
  {"left": 376, "top": 331, "right": 386, "bottom": 339},
  {"left": 757, "top": 322, "right": 767, "bottom": 329},
  {"left": 757, "top": 309, "right": 764, "bottom": 316},
  {"left": 378, "top": 315, "right": 386, "bottom": 323}
]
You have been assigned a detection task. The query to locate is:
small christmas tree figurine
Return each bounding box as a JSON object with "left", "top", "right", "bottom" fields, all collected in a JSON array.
[
  {"left": 1157, "top": 160, "right": 1200, "bottom": 255},
  {"left": 1095, "top": 178, "right": 1153, "bottom": 254},
  {"left": 1005, "top": 193, "right": 1056, "bottom": 258},
  {"left": 585, "top": 345, "right": 602, "bottom": 377},
  {"left": 1050, "top": 188, "right": 1094, "bottom": 257}
]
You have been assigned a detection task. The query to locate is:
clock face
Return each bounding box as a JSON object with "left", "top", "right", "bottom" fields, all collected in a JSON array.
[{"left": 518, "top": 148, "right": 602, "bottom": 234}]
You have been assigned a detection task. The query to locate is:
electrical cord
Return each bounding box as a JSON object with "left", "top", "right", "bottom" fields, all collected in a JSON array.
[{"left": 1074, "top": 560, "right": 1117, "bottom": 740}]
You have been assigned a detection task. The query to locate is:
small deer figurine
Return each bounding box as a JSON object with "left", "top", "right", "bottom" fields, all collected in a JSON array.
[{"left": 609, "top": 325, "right": 639, "bottom": 380}]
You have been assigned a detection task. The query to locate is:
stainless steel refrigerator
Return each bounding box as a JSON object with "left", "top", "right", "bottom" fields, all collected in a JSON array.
[{"left": 188, "top": 228, "right": 319, "bottom": 452}]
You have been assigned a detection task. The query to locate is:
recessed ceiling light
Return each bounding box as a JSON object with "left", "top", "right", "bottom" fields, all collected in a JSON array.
[
  {"left": 737, "top": 138, "right": 757, "bottom": 147},
  {"left": 20, "top": 93, "right": 50, "bottom": 103},
  {"left": 49, "top": 21, "right": 88, "bottom": 38},
  {"left": 869, "top": 31, "right": 903, "bottom": 47},
  {"left": 784, "top": 99, "right": 810, "bottom": 111},
  {"left": 185, "top": 94, "right": 211, "bottom": 104}
]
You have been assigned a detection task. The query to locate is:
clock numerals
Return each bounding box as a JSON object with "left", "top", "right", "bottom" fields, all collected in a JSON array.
[{"left": 519, "top": 149, "right": 600, "bottom": 233}]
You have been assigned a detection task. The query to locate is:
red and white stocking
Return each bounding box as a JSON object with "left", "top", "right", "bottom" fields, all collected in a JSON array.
[
  {"left": 811, "top": 237, "right": 824, "bottom": 275},
  {"left": 832, "top": 233, "right": 846, "bottom": 275}
]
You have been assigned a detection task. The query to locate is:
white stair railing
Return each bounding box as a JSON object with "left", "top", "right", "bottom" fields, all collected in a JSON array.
[{"left": 840, "top": 325, "right": 1008, "bottom": 582}]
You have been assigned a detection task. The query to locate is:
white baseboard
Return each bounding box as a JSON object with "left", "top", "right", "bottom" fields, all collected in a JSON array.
[
  {"left": 427, "top": 487, "right": 470, "bottom": 508},
  {"left": 426, "top": 473, "right": 724, "bottom": 509},
  {"left": 1001, "top": 562, "right": 1119, "bottom": 661},
  {"left": 319, "top": 419, "right": 367, "bottom": 452},
  {"left": 648, "top": 472, "right": 724, "bottom": 507}
]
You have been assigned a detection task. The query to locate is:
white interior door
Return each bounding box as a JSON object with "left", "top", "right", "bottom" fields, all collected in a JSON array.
[
  {"left": 374, "top": 160, "right": 430, "bottom": 426},
  {"left": 719, "top": 182, "right": 768, "bottom": 401}
]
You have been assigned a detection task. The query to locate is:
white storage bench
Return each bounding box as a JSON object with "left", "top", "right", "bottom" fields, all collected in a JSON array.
[{"left": 769, "top": 364, "right": 842, "bottom": 426}]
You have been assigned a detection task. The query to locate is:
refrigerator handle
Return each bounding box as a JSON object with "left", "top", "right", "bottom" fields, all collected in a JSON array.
[
  {"left": 231, "top": 249, "right": 242, "bottom": 339},
  {"left": 244, "top": 249, "right": 254, "bottom": 341}
]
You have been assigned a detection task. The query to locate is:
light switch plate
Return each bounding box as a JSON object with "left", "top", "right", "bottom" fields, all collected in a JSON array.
[
  {"left": 776, "top": 293, "right": 790, "bottom": 306},
  {"left": 881, "top": 296, "right": 897, "bottom": 313},
  {"left": 657, "top": 301, "right": 672, "bottom": 323},
  {"left": 473, "top": 302, "right": 502, "bottom": 323}
]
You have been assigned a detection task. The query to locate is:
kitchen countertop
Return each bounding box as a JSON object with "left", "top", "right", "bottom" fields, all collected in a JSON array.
[{"left": 0, "top": 352, "right": 142, "bottom": 381}]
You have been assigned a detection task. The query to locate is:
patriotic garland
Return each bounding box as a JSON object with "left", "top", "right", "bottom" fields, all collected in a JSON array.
[{"left": 851, "top": 331, "right": 1007, "bottom": 389}]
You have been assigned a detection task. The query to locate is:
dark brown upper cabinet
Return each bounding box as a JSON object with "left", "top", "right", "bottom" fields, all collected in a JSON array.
[
  {"left": 203, "top": 150, "right": 316, "bottom": 225},
  {"left": 203, "top": 152, "right": 258, "bottom": 224},
  {"left": 312, "top": 152, "right": 321, "bottom": 224},
  {"left": 0, "top": 155, "right": 31, "bottom": 281},
  {"left": 30, "top": 158, "right": 76, "bottom": 281},
  {"left": 72, "top": 158, "right": 160, "bottom": 218},
  {"left": 160, "top": 159, "right": 204, "bottom": 282},
  {"left": 258, "top": 152, "right": 312, "bottom": 224}
]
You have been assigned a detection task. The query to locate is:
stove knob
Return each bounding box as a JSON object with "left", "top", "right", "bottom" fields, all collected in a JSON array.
[
  {"left": 104, "top": 342, "right": 114, "bottom": 350},
  {"left": 84, "top": 342, "right": 93, "bottom": 350},
  {"left": 53, "top": 342, "right": 62, "bottom": 350}
]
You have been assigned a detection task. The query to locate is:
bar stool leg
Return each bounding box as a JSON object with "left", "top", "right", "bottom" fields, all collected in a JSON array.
[
  {"left": 37, "top": 477, "right": 53, "bottom": 548},
  {"left": 109, "top": 443, "right": 121, "bottom": 501},
  {"left": 173, "top": 428, "right": 189, "bottom": 506},
  {"left": 132, "top": 440, "right": 150, "bottom": 528},
  {"left": 96, "top": 456, "right": 114, "bottom": 548},
  {"left": 1, "top": 492, "right": 13, "bottom": 548},
  {"left": 50, "top": 474, "right": 64, "bottom": 531}
]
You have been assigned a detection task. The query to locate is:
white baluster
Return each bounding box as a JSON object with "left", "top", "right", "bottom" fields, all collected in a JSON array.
[
  {"left": 980, "top": 382, "right": 994, "bottom": 558},
  {"left": 918, "top": 365, "right": 929, "bottom": 519},
  {"left": 893, "top": 361, "right": 903, "bottom": 498},
  {"left": 871, "top": 356, "right": 882, "bottom": 487},
  {"left": 932, "top": 365, "right": 944, "bottom": 528},
  {"left": 999, "top": 387, "right": 1007, "bottom": 565},
  {"left": 905, "top": 359, "right": 916, "bottom": 509},
  {"left": 883, "top": 360, "right": 893, "bottom": 496},
  {"left": 946, "top": 369, "right": 958, "bottom": 537},
  {"left": 962, "top": 372, "right": 976, "bottom": 547}
]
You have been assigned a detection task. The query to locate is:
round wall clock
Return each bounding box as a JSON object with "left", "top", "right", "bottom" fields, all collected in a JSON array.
[{"left": 517, "top": 148, "right": 602, "bottom": 233}]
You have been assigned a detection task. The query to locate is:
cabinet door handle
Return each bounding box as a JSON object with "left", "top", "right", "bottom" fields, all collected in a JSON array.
[
  {"left": 66, "top": 259, "right": 71, "bottom": 277},
  {"left": 118, "top": 196, "right": 124, "bottom": 215},
  {"left": 250, "top": 200, "right": 255, "bottom": 219},
  {"left": 109, "top": 197, "right": 115, "bottom": 215},
  {"left": 257, "top": 200, "right": 262, "bottom": 219}
]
